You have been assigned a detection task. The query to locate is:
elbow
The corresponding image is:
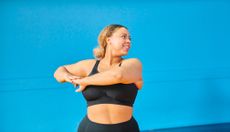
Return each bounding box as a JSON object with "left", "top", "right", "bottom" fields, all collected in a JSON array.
[
  {"left": 53, "top": 70, "right": 58, "bottom": 80},
  {"left": 53, "top": 71, "right": 61, "bottom": 83},
  {"left": 53, "top": 70, "right": 57, "bottom": 79},
  {"left": 54, "top": 75, "right": 65, "bottom": 83},
  {"left": 53, "top": 68, "right": 59, "bottom": 80},
  {"left": 53, "top": 72, "right": 60, "bottom": 82},
  {"left": 53, "top": 67, "right": 65, "bottom": 83}
]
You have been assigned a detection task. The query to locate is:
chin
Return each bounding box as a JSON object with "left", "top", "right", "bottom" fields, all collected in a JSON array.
[
  {"left": 121, "top": 52, "right": 128, "bottom": 56},
  {"left": 116, "top": 51, "right": 129, "bottom": 57}
]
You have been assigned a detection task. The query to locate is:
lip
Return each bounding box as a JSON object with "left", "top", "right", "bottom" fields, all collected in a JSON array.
[{"left": 123, "top": 46, "right": 130, "bottom": 51}]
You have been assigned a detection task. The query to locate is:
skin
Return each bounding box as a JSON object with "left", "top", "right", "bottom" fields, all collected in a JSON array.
[{"left": 54, "top": 27, "right": 143, "bottom": 124}]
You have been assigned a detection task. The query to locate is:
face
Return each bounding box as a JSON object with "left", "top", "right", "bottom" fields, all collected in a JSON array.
[{"left": 106, "top": 27, "right": 131, "bottom": 57}]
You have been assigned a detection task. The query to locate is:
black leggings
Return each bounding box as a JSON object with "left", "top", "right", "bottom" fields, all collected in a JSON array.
[{"left": 77, "top": 115, "right": 140, "bottom": 132}]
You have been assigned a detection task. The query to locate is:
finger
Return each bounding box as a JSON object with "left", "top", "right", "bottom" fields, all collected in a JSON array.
[
  {"left": 75, "top": 88, "right": 81, "bottom": 92},
  {"left": 69, "top": 76, "right": 81, "bottom": 80},
  {"left": 74, "top": 76, "right": 81, "bottom": 79},
  {"left": 65, "top": 78, "right": 73, "bottom": 83},
  {"left": 68, "top": 76, "right": 76, "bottom": 80},
  {"left": 75, "top": 86, "right": 84, "bottom": 92},
  {"left": 74, "top": 83, "right": 79, "bottom": 88},
  {"left": 65, "top": 75, "right": 75, "bottom": 82},
  {"left": 71, "top": 81, "right": 78, "bottom": 86},
  {"left": 71, "top": 79, "right": 79, "bottom": 84}
]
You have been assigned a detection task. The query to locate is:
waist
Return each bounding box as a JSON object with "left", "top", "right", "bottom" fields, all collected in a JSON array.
[{"left": 87, "top": 104, "right": 133, "bottom": 124}]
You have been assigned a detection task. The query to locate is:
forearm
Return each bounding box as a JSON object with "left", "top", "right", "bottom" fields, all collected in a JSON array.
[
  {"left": 81, "top": 69, "right": 122, "bottom": 86},
  {"left": 53, "top": 66, "right": 70, "bottom": 83}
]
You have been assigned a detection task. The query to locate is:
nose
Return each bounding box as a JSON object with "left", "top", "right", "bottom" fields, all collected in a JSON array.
[{"left": 126, "top": 38, "right": 131, "bottom": 43}]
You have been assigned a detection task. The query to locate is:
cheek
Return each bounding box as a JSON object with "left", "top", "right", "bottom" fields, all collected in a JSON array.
[
  {"left": 111, "top": 43, "right": 123, "bottom": 50},
  {"left": 111, "top": 40, "right": 123, "bottom": 49}
]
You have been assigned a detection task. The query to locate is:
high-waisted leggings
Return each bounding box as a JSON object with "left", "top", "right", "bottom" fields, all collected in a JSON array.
[{"left": 77, "top": 115, "right": 140, "bottom": 132}]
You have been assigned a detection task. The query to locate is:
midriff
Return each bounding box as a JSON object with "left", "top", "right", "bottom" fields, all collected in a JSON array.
[{"left": 87, "top": 104, "right": 133, "bottom": 124}]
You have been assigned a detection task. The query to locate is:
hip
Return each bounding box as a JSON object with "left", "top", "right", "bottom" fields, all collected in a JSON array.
[{"left": 77, "top": 115, "right": 140, "bottom": 132}]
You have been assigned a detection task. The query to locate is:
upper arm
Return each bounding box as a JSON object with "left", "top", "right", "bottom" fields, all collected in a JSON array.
[
  {"left": 134, "top": 80, "right": 143, "bottom": 90},
  {"left": 63, "top": 59, "right": 95, "bottom": 77},
  {"left": 119, "top": 58, "right": 143, "bottom": 84}
]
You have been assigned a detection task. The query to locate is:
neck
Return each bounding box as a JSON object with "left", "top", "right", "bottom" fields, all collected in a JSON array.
[
  {"left": 102, "top": 56, "right": 122, "bottom": 67},
  {"left": 101, "top": 47, "right": 122, "bottom": 67}
]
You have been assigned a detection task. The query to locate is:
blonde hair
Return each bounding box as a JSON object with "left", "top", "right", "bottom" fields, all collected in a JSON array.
[{"left": 93, "top": 24, "right": 127, "bottom": 59}]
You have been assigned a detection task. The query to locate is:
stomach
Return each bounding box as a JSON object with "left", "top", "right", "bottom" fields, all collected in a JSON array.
[{"left": 87, "top": 104, "right": 133, "bottom": 124}]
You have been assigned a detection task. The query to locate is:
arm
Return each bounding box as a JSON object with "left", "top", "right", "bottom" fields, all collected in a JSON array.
[
  {"left": 78, "top": 67, "right": 123, "bottom": 86},
  {"left": 53, "top": 66, "right": 75, "bottom": 83},
  {"left": 53, "top": 59, "right": 93, "bottom": 83},
  {"left": 74, "top": 58, "right": 142, "bottom": 88}
]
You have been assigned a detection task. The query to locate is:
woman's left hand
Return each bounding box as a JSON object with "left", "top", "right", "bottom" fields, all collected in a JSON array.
[{"left": 71, "top": 78, "right": 87, "bottom": 92}]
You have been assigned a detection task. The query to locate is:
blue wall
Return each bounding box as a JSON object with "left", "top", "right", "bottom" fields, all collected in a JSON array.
[{"left": 1, "top": 0, "right": 230, "bottom": 131}]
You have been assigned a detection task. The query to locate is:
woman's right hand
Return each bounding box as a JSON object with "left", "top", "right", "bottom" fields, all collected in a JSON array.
[{"left": 64, "top": 73, "right": 82, "bottom": 86}]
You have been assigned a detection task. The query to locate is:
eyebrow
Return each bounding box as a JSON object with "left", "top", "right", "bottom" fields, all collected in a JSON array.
[{"left": 120, "top": 33, "right": 130, "bottom": 36}]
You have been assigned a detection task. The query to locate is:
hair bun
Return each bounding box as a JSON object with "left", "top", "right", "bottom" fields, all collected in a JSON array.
[{"left": 93, "top": 47, "right": 104, "bottom": 59}]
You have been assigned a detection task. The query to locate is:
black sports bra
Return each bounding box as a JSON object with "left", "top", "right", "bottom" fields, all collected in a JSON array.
[{"left": 82, "top": 60, "right": 138, "bottom": 107}]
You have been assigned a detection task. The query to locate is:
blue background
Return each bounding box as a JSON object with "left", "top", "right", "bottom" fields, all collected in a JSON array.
[{"left": 1, "top": 0, "right": 230, "bottom": 131}]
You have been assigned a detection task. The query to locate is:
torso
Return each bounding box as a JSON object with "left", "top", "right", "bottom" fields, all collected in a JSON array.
[
  {"left": 87, "top": 104, "right": 133, "bottom": 124},
  {"left": 83, "top": 59, "right": 141, "bottom": 124}
]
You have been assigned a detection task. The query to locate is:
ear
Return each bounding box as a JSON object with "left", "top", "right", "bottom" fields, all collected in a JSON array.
[{"left": 106, "top": 37, "right": 111, "bottom": 45}]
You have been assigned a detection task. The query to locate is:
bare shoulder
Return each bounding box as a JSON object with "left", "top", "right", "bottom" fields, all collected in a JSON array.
[
  {"left": 63, "top": 59, "right": 97, "bottom": 77},
  {"left": 73, "top": 59, "right": 97, "bottom": 71},
  {"left": 77, "top": 59, "right": 96, "bottom": 65},
  {"left": 64, "top": 59, "right": 95, "bottom": 67},
  {"left": 78, "top": 59, "right": 97, "bottom": 75},
  {"left": 81, "top": 58, "right": 97, "bottom": 67},
  {"left": 122, "top": 58, "right": 142, "bottom": 67}
]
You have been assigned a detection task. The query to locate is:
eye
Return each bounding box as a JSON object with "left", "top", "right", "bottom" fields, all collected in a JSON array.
[
  {"left": 120, "top": 34, "right": 131, "bottom": 41},
  {"left": 121, "top": 35, "right": 126, "bottom": 39}
]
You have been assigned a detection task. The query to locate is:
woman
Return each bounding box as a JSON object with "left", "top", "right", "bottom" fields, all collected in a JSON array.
[{"left": 54, "top": 24, "right": 143, "bottom": 132}]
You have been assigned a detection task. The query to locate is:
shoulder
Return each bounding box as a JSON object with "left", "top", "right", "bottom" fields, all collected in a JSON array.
[
  {"left": 64, "top": 58, "right": 96, "bottom": 71},
  {"left": 78, "top": 58, "right": 98, "bottom": 69},
  {"left": 61, "top": 58, "right": 97, "bottom": 77},
  {"left": 76, "top": 59, "right": 97, "bottom": 65},
  {"left": 122, "top": 58, "right": 142, "bottom": 66}
]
